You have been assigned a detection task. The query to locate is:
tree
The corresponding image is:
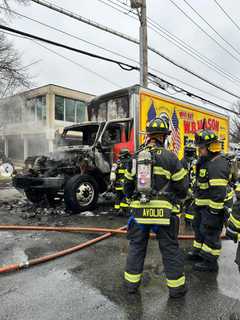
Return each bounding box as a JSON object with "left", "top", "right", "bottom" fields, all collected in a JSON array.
[
  {"left": 0, "top": 0, "right": 30, "bottom": 97},
  {"left": 230, "top": 101, "right": 240, "bottom": 143}
]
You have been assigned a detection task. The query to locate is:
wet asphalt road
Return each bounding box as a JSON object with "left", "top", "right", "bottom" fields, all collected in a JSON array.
[{"left": 0, "top": 188, "right": 240, "bottom": 320}]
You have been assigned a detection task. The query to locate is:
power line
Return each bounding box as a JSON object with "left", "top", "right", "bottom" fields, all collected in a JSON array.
[
  {"left": 29, "top": 0, "right": 240, "bottom": 100},
  {"left": 4, "top": 27, "right": 232, "bottom": 106},
  {"left": 0, "top": 5, "right": 138, "bottom": 67},
  {"left": 1, "top": 6, "right": 232, "bottom": 104},
  {"left": 183, "top": 0, "right": 240, "bottom": 59},
  {"left": 100, "top": 0, "right": 240, "bottom": 85},
  {"left": 0, "top": 25, "right": 138, "bottom": 71},
  {"left": 1, "top": 23, "right": 239, "bottom": 115},
  {"left": 168, "top": 0, "right": 240, "bottom": 66},
  {"left": 213, "top": 0, "right": 240, "bottom": 33}
]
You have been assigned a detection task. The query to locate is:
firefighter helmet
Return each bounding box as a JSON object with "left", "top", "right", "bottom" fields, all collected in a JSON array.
[
  {"left": 195, "top": 129, "right": 218, "bottom": 147},
  {"left": 184, "top": 142, "right": 196, "bottom": 157},
  {"left": 146, "top": 117, "right": 171, "bottom": 135}
]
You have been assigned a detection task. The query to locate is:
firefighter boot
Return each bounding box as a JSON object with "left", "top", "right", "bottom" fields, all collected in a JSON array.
[
  {"left": 193, "top": 259, "right": 219, "bottom": 272},
  {"left": 124, "top": 282, "right": 139, "bottom": 294},
  {"left": 169, "top": 284, "right": 188, "bottom": 299}
]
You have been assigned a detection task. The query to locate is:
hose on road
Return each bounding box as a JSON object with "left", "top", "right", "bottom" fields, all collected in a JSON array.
[
  {"left": 0, "top": 224, "right": 226, "bottom": 240},
  {"left": 0, "top": 225, "right": 126, "bottom": 274}
]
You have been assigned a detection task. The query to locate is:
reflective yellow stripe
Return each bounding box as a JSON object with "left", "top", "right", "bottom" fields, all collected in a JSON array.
[
  {"left": 172, "top": 168, "right": 187, "bottom": 181},
  {"left": 153, "top": 166, "right": 171, "bottom": 179},
  {"left": 124, "top": 272, "right": 142, "bottom": 283},
  {"left": 115, "top": 187, "right": 123, "bottom": 190},
  {"left": 120, "top": 202, "right": 129, "bottom": 207},
  {"left": 195, "top": 198, "right": 224, "bottom": 209},
  {"left": 202, "top": 244, "right": 221, "bottom": 256},
  {"left": 130, "top": 200, "right": 173, "bottom": 210},
  {"left": 135, "top": 218, "right": 170, "bottom": 225},
  {"left": 124, "top": 170, "right": 134, "bottom": 180},
  {"left": 118, "top": 169, "right": 125, "bottom": 174},
  {"left": 225, "top": 190, "right": 234, "bottom": 201},
  {"left": 209, "top": 179, "right": 228, "bottom": 186},
  {"left": 198, "top": 182, "right": 209, "bottom": 190},
  {"left": 172, "top": 205, "right": 180, "bottom": 213},
  {"left": 167, "top": 275, "right": 185, "bottom": 288},
  {"left": 114, "top": 205, "right": 120, "bottom": 209},
  {"left": 229, "top": 214, "right": 240, "bottom": 229},
  {"left": 236, "top": 184, "right": 240, "bottom": 192},
  {"left": 185, "top": 213, "right": 194, "bottom": 220},
  {"left": 193, "top": 240, "right": 202, "bottom": 249}
]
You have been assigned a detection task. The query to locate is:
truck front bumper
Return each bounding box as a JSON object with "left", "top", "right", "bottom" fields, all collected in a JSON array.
[{"left": 12, "top": 174, "right": 64, "bottom": 190}]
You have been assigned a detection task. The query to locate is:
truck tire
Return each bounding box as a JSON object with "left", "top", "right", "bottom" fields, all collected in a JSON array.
[
  {"left": 25, "top": 190, "right": 44, "bottom": 203},
  {"left": 64, "top": 174, "right": 99, "bottom": 213}
]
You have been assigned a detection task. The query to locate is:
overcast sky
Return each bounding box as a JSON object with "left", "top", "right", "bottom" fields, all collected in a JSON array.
[{"left": 3, "top": 0, "right": 240, "bottom": 116}]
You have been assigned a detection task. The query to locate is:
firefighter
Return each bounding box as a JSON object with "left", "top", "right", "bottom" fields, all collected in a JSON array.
[
  {"left": 181, "top": 143, "right": 197, "bottom": 224},
  {"left": 110, "top": 148, "right": 131, "bottom": 213},
  {"left": 187, "top": 129, "right": 231, "bottom": 272},
  {"left": 123, "top": 117, "right": 189, "bottom": 298},
  {"left": 226, "top": 183, "right": 240, "bottom": 272}
]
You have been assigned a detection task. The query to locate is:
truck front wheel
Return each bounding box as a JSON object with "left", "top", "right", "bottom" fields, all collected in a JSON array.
[{"left": 64, "top": 174, "right": 99, "bottom": 213}]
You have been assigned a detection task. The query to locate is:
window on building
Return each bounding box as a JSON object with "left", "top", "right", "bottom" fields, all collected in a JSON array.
[
  {"left": 55, "top": 95, "right": 86, "bottom": 123},
  {"left": 55, "top": 96, "right": 64, "bottom": 121},
  {"left": 26, "top": 95, "right": 46, "bottom": 122},
  {"left": 65, "top": 98, "right": 75, "bottom": 122}
]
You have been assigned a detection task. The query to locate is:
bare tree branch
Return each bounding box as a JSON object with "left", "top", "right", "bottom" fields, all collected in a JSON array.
[
  {"left": 230, "top": 101, "right": 240, "bottom": 143},
  {"left": 0, "top": 0, "right": 31, "bottom": 96}
]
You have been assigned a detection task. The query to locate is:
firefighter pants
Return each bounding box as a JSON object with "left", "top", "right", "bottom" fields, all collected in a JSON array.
[
  {"left": 184, "top": 199, "right": 196, "bottom": 223},
  {"left": 114, "top": 188, "right": 128, "bottom": 210},
  {"left": 124, "top": 217, "right": 185, "bottom": 293},
  {"left": 192, "top": 207, "right": 224, "bottom": 262}
]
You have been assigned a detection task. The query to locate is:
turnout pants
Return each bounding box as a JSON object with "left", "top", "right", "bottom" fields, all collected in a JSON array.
[
  {"left": 192, "top": 207, "right": 224, "bottom": 262},
  {"left": 124, "top": 217, "right": 185, "bottom": 294},
  {"left": 114, "top": 188, "right": 128, "bottom": 210}
]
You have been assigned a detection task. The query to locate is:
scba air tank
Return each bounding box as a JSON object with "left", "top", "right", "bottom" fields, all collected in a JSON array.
[{"left": 137, "top": 149, "right": 152, "bottom": 195}]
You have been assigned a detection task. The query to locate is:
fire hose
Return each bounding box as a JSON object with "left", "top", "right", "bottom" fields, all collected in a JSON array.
[
  {"left": 0, "top": 224, "right": 227, "bottom": 240},
  {"left": 0, "top": 225, "right": 227, "bottom": 274},
  {"left": 0, "top": 225, "right": 126, "bottom": 274}
]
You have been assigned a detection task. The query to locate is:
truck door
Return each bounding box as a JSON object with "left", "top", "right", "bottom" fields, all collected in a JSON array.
[{"left": 100, "top": 119, "right": 134, "bottom": 163}]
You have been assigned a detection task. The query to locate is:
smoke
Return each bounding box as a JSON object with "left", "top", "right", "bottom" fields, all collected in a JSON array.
[{"left": 0, "top": 93, "right": 50, "bottom": 161}]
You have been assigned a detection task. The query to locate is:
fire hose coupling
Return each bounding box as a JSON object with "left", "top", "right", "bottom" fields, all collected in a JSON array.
[{"left": 19, "top": 261, "right": 30, "bottom": 268}]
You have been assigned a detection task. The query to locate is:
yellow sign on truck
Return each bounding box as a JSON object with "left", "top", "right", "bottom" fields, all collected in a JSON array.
[{"left": 88, "top": 85, "right": 229, "bottom": 159}]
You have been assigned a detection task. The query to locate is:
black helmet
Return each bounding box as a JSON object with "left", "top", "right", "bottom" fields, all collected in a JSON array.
[
  {"left": 195, "top": 129, "right": 218, "bottom": 147},
  {"left": 119, "top": 148, "right": 130, "bottom": 159},
  {"left": 146, "top": 117, "right": 171, "bottom": 135},
  {"left": 184, "top": 142, "right": 196, "bottom": 156}
]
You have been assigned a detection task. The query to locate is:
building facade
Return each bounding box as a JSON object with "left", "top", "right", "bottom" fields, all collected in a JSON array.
[{"left": 0, "top": 84, "right": 94, "bottom": 162}]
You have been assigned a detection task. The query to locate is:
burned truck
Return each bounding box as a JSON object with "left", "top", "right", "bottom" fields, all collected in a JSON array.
[
  {"left": 13, "top": 84, "right": 229, "bottom": 212},
  {"left": 13, "top": 116, "right": 134, "bottom": 213}
]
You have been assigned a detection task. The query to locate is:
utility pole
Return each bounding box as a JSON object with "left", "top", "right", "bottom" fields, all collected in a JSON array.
[{"left": 130, "top": 0, "right": 148, "bottom": 87}]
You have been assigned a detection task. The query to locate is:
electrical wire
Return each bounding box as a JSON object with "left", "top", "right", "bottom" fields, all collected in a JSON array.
[
  {"left": 101, "top": 0, "right": 240, "bottom": 85},
  {"left": 0, "top": 5, "right": 138, "bottom": 67},
  {"left": 167, "top": 0, "right": 240, "bottom": 66},
  {"left": 183, "top": 0, "right": 240, "bottom": 58},
  {"left": 0, "top": 7, "right": 231, "bottom": 105},
  {"left": 3, "top": 27, "right": 232, "bottom": 106},
  {"left": 1, "top": 24, "right": 239, "bottom": 114},
  {"left": 213, "top": 0, "right": 240, "bottom": 33},
  {"left": 30, "top": 0, "right": 240, "bottom": 100},
  {"left": 0, "top": 25, "right": 139, "bottom": 71},
  {"left": 1, "top": 30, "right": 122, "bottom": 88}
]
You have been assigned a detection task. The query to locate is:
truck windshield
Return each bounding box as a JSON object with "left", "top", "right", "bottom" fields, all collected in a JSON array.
[
  {"left": 59, "top": 124, "right": 100, "bottom": 147},
  {"left": 88, "top": 95, "right": 129, "bottom": 121}
]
